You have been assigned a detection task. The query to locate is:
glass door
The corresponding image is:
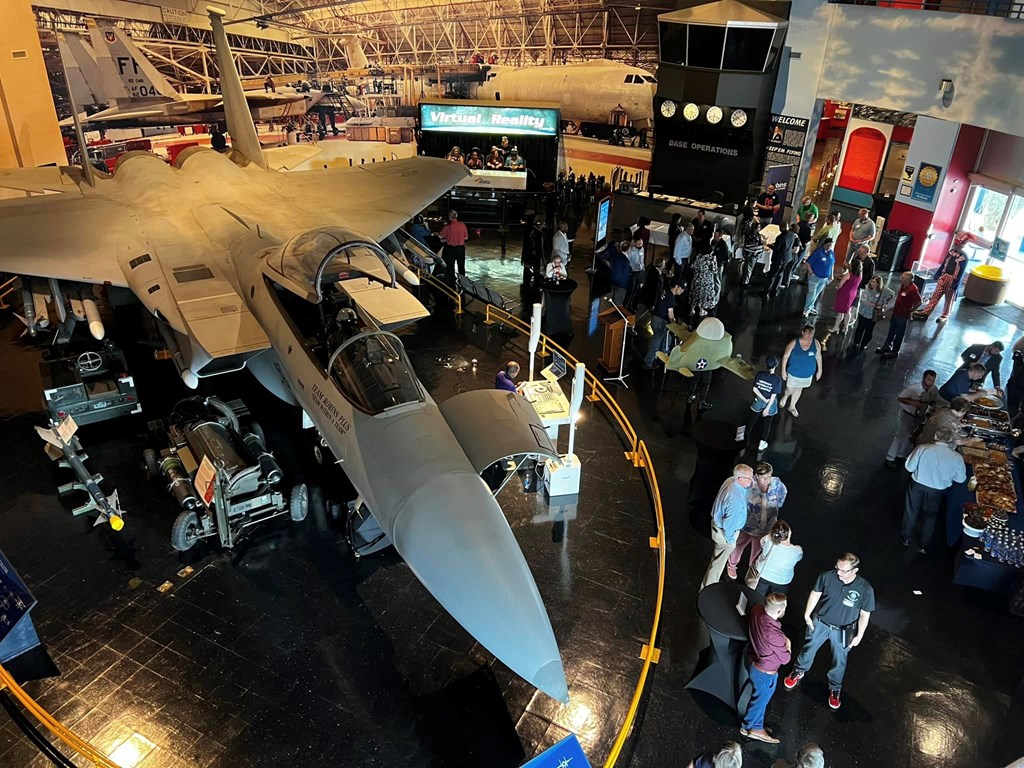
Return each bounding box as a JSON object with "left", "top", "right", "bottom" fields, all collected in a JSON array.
[{"left": 958, "top": 183, "right": 1024, "bottom": 307}]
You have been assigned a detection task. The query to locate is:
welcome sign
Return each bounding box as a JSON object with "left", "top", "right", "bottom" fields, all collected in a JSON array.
[{"left": 420, "top": 103, "right": 560, "bottom": 136}]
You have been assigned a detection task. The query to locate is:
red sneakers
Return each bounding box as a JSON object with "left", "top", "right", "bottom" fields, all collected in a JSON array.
[
  {"left": 829, "top": 689, "right": 842, "bottom": 710},
  {"left": 783, "top": 670, "right": 804, "bottom": 690}
]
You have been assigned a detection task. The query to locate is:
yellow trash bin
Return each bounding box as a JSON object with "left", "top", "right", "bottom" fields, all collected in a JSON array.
[{"left": 964, "top": 264, "right": 1009, "bottom": 306}]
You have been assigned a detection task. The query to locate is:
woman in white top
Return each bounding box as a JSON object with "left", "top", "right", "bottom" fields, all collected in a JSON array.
[{"left": 749, "top": 520, "right": 803, "bottom": 596}]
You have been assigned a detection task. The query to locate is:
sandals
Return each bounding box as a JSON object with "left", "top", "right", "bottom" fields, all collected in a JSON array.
[{"left": 741, "top": 728, "right": 780, "bottom": 744}]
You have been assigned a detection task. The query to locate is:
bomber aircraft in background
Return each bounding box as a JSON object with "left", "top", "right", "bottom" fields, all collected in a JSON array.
[{"left": 0, "top": 6, "right": 569, "bottom": 704}]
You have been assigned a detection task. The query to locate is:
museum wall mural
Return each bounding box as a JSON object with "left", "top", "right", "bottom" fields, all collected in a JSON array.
[{"left": 817, "top": 5, "right": 1024, "bottom": 138}]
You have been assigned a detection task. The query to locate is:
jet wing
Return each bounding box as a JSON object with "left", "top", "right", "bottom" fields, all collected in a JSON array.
[
  {"left": 666, "top": 321, "right": 695, "bottom": 343},
  {"left": 0, "top": 167, "right": 84, "bottom": 194},
  {"left": 241, "top": 92, "right": 307, "bottom": 108},
  {"left": 263, "top": 145, "right": 321, "bottom": 171},
  {"left": 719, "top": 356, "right": 755, "bottom": 380},
  {"left": 61, "top": 107, "right": 174, "bottom": 127},
  {"left": 273, "top": 157, "right": 472, "bottom": 242},
  {"left": 0, "top": 193, "right": 129, "bottom": 286},
  {"left": 439, "top": 389, "right": 558, "bottom": 473}
]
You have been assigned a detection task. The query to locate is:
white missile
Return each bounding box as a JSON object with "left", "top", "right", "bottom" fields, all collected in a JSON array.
[
  {"left": 21, "top": 285, "right": 36, "bottom": 336},
  {"left": 30, "top": 281, "right": 50, "bottom": 329},
  {"left": 81, "top": 292, "right": 105, "bottom": 340}
]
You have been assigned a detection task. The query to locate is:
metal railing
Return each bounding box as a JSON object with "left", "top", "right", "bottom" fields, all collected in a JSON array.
[
  {"left": 0, "top": 663, "right": 120, "bottom": 767},
  {"left": 414, "top": 265, "right": 463, "bottom": 315},
  {"left": 0, "top": 298, "right": 664, "bottom": 768},
  {"left": 828, "top": 0, "right": 1023, "bottom": 17},
  {"left": 481, "top": 304, "right": 666, "bottom": 766}
]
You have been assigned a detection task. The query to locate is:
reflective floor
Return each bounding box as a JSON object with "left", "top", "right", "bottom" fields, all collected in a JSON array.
[
  {"left": 0, "top": 294, "right": 656, "bottom": 766},
  {"left": 4, "top": 219, "right": 1024, "bottom": 767},
  {"left": 457, "top": 231, "right": 1024, "bottom": 768}
]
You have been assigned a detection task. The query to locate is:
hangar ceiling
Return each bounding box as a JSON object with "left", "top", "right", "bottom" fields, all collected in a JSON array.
[{"left": 34, "top": 0, "right": 664, "bottom": 92}]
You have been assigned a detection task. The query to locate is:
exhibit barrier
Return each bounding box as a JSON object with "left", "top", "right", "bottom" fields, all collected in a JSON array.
[
  {"left": 0, "top": 302, "right": 663, "bottom": 768},
  {"left": 414, "top": 265, "right": 463, "bottom": 315},
  {"left": 482, "top": 304, "right": 665, "bottom": 767},
  {"left": 0, "top": 663, "right": 120, "bottom": 767}
]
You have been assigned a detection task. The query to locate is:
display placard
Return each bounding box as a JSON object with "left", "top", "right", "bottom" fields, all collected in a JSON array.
[
  {"left": 522, "top": 734, "right": 592, "bottom": 768},
  {"left": 595, "top": 197, "right": 611, "bottom": 249},
  {"left": 911, "top": 163, "right": 943, "bottom": 205},
  {"left": 420, "top": 103, "right": 560, "bottom": 136}
]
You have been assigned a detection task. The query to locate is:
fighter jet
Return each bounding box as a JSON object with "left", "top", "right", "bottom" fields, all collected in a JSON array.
[
  {"left": 57, "top": 18, "right": 324, "bottom": 127},
  {"left": 0, "top": 7, "right": 568, "bottom": 703},
  {"left": 474, "top": 60, "right": 658, "bottom": 126}
]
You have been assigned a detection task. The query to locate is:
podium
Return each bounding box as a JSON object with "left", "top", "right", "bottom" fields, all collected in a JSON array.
[{"left": 597, "top": 306, "right": 634, "bottom": 373}]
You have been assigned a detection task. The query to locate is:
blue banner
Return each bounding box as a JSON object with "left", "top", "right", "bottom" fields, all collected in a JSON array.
[
  {"left": 0, "top": 548, "right": 39, "bottom": 664},
  {"left": 420, "top": 103, "right": 560, "bottom": 136},
  {"left": 522, "top": 734, "right": 592, "bottom": 768}
]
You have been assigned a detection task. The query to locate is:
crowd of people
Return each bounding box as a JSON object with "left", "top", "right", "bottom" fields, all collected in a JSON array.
[{"left": 445, "top": 137, "right": 526, "bottom": 171}]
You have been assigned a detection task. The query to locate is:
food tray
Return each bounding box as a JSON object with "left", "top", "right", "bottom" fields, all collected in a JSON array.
[{"left": 974, "top": 395, "right": 1004, "bottom": 410}]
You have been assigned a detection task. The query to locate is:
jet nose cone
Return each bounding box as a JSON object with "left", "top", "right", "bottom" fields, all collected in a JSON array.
[
  {"left": 534, "top": 659, "right": 569, "bottom": 704},
  {"left": 393, "top": 470, "right": 567, "bottom": 702}
]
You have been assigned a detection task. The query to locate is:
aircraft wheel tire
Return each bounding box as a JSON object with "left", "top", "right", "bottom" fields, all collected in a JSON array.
[
  {"left": 143, "top": 448, "right": 160, "bottom": 480},
  {"left": 171, "top": 510, "right": 200, "bottom": 551},
  {"left": 290, "top": 483, "right": 309, "bottom": 522}
]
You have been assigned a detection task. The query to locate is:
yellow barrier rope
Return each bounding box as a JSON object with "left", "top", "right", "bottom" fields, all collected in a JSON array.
[
  {"left": 0, "top": 664, "right": 120, "bottom": 767},
  {"left": 481, "top": 302, "right": 666, "bottom": 766}
]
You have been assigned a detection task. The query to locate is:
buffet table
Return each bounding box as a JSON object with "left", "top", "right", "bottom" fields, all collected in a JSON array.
[{"left": 946, "top": 401, "right": 1024, "bottom": 594}]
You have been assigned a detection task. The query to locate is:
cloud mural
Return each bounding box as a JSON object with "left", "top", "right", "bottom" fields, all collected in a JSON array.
[{"left": 816, "top": 5, "right": 1024, "bottom": 136}]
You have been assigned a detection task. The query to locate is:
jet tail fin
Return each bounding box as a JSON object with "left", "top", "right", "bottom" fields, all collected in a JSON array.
[
  {"left": 57, "top": 33, "right": 99, "bottom": 107},
  {"left": 208, "top": 7, "right": 266, "bottom": 170},
  {"left": 88, "top": 19, "right": 180, "bottom": 101},
  {"left": 341, "top": 36, "right": 369, "bottom": 69}
]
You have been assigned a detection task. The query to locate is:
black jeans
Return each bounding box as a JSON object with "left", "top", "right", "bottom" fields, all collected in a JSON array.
[
  {"left": 852, "top": 316, "right": 876, "bottom": 348},
  {"left": 747, "top": 410, "right": 774, "bottom": 446},
  {"left": 687, "top": 370, "right": 712, "bottom": 402},
  {"left": 766, "top": 259, "right": 795, "bottom": 295},
  {"left": 881, "top": 314, "right": 910, "bottom": 353},
  {"left": 902, "top": 479, "right": 944, "bottom": 546},
  {"left": 446, "top": 244, "right": 466, "bottom": 278}
]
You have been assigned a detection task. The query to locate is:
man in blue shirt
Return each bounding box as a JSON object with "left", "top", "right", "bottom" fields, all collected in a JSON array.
[
  {"left": 938, "top": 363, "right": 986, "bottom": 402},
  {"left": 701, "top": 464, "right": 755, "bottom": 589},
  {"left": 495, "top": 361, "right": 521, "bottom": 392},
  {"left": 801, "top": 238, "right": 836, "bottom": 318},
  {"left": 901, "top": 426, "right": 966, "bottom": 553}
]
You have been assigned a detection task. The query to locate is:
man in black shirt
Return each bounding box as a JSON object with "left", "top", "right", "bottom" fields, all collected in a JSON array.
[
  {"left": 691, "top": 209, "right": 714, "bottom": 251},
  {"left": 783, "top": 553, "right": 875, "bottom": 711},
  {"left": 755, "top": 184, "right": 781, "bottom": 227},
  {"left": 765, "top": 223, "right": 801, "bottom": 297},
  {"left": 643, "top": 263, "right": 682, "bottom": 368},
  {"left": 711, "top": 228, "right": 730, "bottom": 272}
]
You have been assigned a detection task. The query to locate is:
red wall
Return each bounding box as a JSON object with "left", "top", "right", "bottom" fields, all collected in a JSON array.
[{"left": 888, "top": 124, "right": 985, "bottom": 269}]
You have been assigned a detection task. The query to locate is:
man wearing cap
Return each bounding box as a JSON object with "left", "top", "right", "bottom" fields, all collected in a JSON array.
[
  {"left": 742, "top": 355, "right": 783, "bottom": 451},
  {"left": 957, "top": 340, "right": 1004, "bottom": 390}
]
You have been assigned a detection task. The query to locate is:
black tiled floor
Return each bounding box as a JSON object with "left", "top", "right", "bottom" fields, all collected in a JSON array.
[
  {"left": 5, "top": 205, "right": 1024, "bottom": 767},
  {"left": 0, "top": 275, "right": 656, "bottom": 766}
]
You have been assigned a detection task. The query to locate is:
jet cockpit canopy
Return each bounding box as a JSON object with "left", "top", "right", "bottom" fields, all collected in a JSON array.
[
  {"left": 268, "top": 227, "right": 397, "bottom": 303},
  {"left": 327, "top": 330, "right": 425, "bottom": 415}
]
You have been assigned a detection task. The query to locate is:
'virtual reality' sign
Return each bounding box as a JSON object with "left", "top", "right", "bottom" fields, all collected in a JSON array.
[{"left": 420, "top": 103, "right": 560, "bottom": 136}]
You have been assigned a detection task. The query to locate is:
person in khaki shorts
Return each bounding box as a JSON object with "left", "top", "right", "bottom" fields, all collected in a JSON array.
[{"left": 701, "top": 464, "right": 754, "bottom": 589}]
